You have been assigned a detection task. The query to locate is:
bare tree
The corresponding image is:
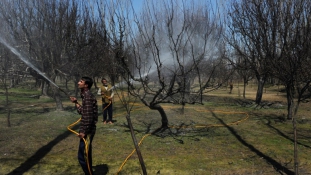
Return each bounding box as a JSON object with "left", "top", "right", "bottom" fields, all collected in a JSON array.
[
  {"left": 0, "top": 4, "right": 30, "bottom": 126},
  {"left": 234, "top": 54, "right": 254, "bottom": 98},
  {"left": 227, "top": 0, "right": 275, "bottom": 105},
  {"left": 269, "top": 0, "right": 311, "bottom": 119},
  {"left": 95, "top": 1, "right": 149, "bottom": 174},
  {"left": 0, "top": 0, "right": 106, "bottom": 109},
  {"left": 228, "top": 0, "right": 311, "bottom": 174},
  {"left": 113, "top": 0, "right": 226, "bottom": 128},
  {"left": 268, "top": 1, "right": 311, "bottom": 173},
  {"left": 0, "top": 46, "right": 13, "bottom": 127}
]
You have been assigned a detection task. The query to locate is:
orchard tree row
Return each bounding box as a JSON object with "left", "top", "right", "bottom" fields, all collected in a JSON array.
[{"left": 0, "top": 0, "right": 310, "bottom": 123}]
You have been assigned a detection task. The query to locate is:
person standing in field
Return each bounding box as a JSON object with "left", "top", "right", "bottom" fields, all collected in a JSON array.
[
  {"left": 97, "top": 78, "right": 114, "bottom": 124},
  {"left": 70, "top": 77, "right": 98, "bottom": 175},
  {"left": 229, "top": 82, "right": 233, "bottom": 94}
]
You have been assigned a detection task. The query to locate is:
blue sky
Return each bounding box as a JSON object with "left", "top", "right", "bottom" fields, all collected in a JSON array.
[
  {"left": 130, "top": 0, "right": 225, "bottom": 16},
  {"left": 132, "top": 0, "right": 144, "bottom": 14}
]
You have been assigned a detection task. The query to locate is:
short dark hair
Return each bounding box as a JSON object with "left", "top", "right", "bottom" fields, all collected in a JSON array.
[
  {"left": 101, "top": 78, "right": 107, "bottom": 82},
  {"left": 81, "top": 77, "right": 93, "bottom": 89}
]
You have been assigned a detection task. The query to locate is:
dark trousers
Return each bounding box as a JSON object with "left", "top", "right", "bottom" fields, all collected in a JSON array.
[
  {"left": 78, "top": 134, "right": 94, "bottom": 175},
  {"left": 102, "top": 103, "right": 113, "bottom": 122}
]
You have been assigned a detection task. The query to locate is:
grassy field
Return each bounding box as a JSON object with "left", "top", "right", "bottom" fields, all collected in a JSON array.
[{"left": 0, "top": 83, "right": 311, "bottom": 175}]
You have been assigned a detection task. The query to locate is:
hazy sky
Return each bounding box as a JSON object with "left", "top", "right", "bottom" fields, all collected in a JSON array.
[{"left": 130, "top": 0, "right": 227, "bottom": 17}]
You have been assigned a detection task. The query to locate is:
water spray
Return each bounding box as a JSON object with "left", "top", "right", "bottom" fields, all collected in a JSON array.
[
  {"left": 0, "top": 36, "right": 94, "bottom": 174},
  {"left": 0, "top": 36, "right": 71, "bottom": 97},
  {"left": 58, "top": 87, "right": 71, "bottom": 97}
]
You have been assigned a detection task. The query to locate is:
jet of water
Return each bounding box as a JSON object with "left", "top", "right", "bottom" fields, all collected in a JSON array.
[{"left": 0, "top": 36, "right": 59, "bottom": 88}]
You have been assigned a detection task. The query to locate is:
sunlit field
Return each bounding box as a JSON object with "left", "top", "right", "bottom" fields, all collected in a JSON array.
[{"left": 1, "top": 82, "right": 311, "bottom": 175}]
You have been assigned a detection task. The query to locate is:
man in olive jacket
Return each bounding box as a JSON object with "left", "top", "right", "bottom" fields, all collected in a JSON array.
[{"left": 97, "top": 78, "right": 114, "bottom": 124}]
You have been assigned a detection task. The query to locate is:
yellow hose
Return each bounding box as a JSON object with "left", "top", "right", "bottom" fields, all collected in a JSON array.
[
  {"left": 115, "top": 134, "right": 151, "bottom": 175},
  {"left": 67, "top": 118, "right": 92, "bottom": 175},
  {"left": 102, "top": 95, "right": 112, "bottom": 123},
  {"left": 115, "top": 108, "right": 249, "bottom": 174},
  {"left": 79, "top": 99, "right": 249, "bottom": 174},
  {"left": 103, "top": 100, "right": 111, "bottom": 111}
]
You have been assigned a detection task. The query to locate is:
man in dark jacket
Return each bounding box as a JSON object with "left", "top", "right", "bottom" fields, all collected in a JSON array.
[{"left": 70, "top": 77, "right": 98, "bottom": 175}]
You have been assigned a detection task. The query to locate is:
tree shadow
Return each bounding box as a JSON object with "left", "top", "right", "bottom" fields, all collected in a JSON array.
[
  {"left": 207, "top": 109, "right": 294, "bottom": 175},
  {"left": 262, "top": 114, "right": 311, "bottom": 149},
  {"left": 93, "top": 164, "right": 109, "bottom": 175},
  {"left": 150, "top": 122, "right": 211, "bottom": 144},
  {"left": 132, "top": 110, "right": 295, "bottom": 174},
  {"left": 119, "top": 119, "right": 156, "bottom": 134},
  {"left": 7, "top": 125, "right": 79, "bottom": 175}
]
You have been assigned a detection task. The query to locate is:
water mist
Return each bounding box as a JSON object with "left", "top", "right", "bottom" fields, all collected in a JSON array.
[{"left": 0, "top": 36, "right": 69, "bottom": 96}]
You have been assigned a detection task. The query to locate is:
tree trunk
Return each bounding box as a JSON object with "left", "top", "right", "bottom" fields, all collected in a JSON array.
[
  {"left": 293, "top": 116, "right": 298, "bottom": 175},
  {"left": 42, "top": 81, "right": 49, "bottom": 96},
  {"left": 243, "top": 80, "right": 247, "bottom": 99},
  {"left": 181, "top": 103, "right": 185, "bottom": 115},
  {"left": 74, "top": 76, "right": 80, "bottom": 97},
  {"left": 5, "top": 84, "right": 11, "bottom": 127},
  {"left": 65, "top": 79, "right": 69, "bottom": 90},
  {"left": 53, "top": 90, "right": 64, "bottom": 110},
  {"left": 255, "top": 78, "right": 265, "bottom": 104},
  {"left": 185, "top": 79, "right": 191, "bottom": 99},
  {"left": 51, "top": 75, "right": 64, "bottom": 111},
  {"left": 285, "top": 84, "right": 299, "bottom": 174},
  {"left": 286, "top": 85, "right": 294, "bottom": 120},
  {"left": 7, "top": 109, "right": 11, "bottom": 127},
  {"left": 125, "top": 113, "right": 147, "bottom": 175},
  {"left": 9, "top": 78, "right": 15, "bottom": 88},
  {"left": 150, "top": 104, "right": 169, "bottom": 128}
]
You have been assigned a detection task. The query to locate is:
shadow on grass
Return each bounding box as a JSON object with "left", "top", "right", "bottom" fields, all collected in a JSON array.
[
  {"left": 208, "top": 109, "right": 294, "bottom": 175},
  {"left": 263, "top": 114, "right": 311, "bottom": 149},
  {"left": 7, "top": 125, "right": 79, "bottom": 175},
  {"left": 93, "top": 164, "right": 109, "bottom": 175}
]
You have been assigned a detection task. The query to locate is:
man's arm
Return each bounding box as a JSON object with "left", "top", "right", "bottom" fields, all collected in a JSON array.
[{"left": 70, "top": 97, "right": 82, "bottom": 114}]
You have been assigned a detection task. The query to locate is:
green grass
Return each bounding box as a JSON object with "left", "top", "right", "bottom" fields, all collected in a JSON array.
[{"left": 1, "top": 85, "right": 311, "bottom": 174}]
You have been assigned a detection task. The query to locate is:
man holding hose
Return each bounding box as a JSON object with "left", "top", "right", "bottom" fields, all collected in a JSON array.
[
  {"left": 97, "top": 78, "right": 114, "bottom": 124},
  {"left": 70, "top": 77, "right": 98, "bottom": 175}
]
